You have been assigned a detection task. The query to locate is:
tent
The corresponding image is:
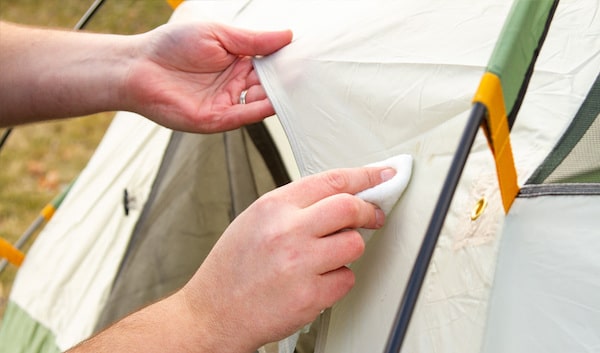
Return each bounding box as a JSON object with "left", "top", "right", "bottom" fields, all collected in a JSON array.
[{"left": 1, "top": 0, "right": 599, "bottom": 352}]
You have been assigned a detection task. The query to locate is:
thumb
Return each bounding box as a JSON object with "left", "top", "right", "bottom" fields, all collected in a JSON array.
[{"left": 218, "top": 25, "right": 293, "bottom": 56}]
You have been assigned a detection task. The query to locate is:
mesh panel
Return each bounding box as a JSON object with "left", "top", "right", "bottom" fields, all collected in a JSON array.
[
  {"left": 544, "top": 114, "right": 600, "bottom": 183},
  {"left": 527, "top": 73, "right": 600, "bottom": 184}
]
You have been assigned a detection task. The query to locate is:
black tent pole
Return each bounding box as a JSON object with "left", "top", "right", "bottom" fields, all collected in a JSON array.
[
  {"left": 75, "top": 0, "right": 107, "bottom": 30},
  {"left": 383, "top": 102, "right": 486, "bottom": 353},
  {"left": 0, "top": 129, "right": 12, "bottom": 152}
]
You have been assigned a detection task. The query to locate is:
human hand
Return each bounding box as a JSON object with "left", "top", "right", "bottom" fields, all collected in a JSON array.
[
  {"left": 177, "top": 166, "right": 396, "bottom": 352},
  {"left": 124, "top": 22, "right": 293, "bottom": 133}
]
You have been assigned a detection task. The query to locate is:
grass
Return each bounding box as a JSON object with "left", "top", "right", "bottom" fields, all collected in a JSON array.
[{"left": 0, "top": 0, "right": 172, "bottom": 321}]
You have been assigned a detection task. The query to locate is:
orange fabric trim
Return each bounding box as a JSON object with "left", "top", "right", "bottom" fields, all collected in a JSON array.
[
  {"left": 473, "top": 72, "right": 520, "bottom": 213},
  {"left": 0, "top": 237, "right": 25, "bottom": 267}
]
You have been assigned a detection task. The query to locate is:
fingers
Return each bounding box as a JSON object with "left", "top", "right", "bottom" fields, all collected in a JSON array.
[
  {"left": 301, "top": 193, "right": 384, "bottom": 237},
  {"left": 238, "top": 84, "right": 268, "bottom": 105},
  {"left": 311, "top": 229, "right": 365, "bottom": 273},
  {"left": 216, "top": 97, "right": 275, "bottom": 131},
  {"left": 304, "top": 232, "right": 365, "bottom": 313},
  {"left": 217, "top": 59, "right": 273, "bottom": 129},
  {"left": 246, "top": 69, "right": 261, "bottom": 87},
  {"left": 318, "top": 266, "right": 356, "bottom": 309},
  {"left": 273, "top": 166, "right": 396, "bottom": 208},
  {"left": 218, "top": 25, "right": 293, "bottom": 56}
]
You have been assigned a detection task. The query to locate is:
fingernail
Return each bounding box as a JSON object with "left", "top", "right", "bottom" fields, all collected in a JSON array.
[
  {"left": 380, "top": 168, "right": 396, "bottom": 182},
  {"left": 375, "top": 208, "right": 385, "bottom": 228}
]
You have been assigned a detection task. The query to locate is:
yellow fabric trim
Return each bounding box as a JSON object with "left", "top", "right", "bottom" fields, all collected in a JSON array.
[
  {"left": 473, "top": 72, "right": 520, "bottom": 213},
  {"left": 0, "top": 237, "right": 25, "bottom": 266},
  {"left": 40, "top": 204, "right": 56, "bottom": 221},
  {"left": 166, "top": 0, "right": 184, "bottom": 9}
]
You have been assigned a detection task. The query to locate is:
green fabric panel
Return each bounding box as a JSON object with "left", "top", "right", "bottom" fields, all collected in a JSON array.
[
  {"left": 0, "top": 301, "right": 60, "bottom": 353},
  {"left": 486, "top": 0, "right": 555, "bottom": 114}
]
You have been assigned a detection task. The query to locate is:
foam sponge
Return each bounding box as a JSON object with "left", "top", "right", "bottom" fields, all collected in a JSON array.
[{"left": 356, "top": 154, "right": 413, "bottom": 242}]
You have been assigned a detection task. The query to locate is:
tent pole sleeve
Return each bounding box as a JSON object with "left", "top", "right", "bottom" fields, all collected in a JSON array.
[
  {"left": 485, "top": 0, "right": 559, "bottom": 122},
  {"left": 383, "top": 103, "right": 486, "bottom": 353}
]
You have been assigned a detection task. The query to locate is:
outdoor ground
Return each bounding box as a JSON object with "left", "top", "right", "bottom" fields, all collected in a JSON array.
[{"left": 0, "top": 0, "right": 172, "bottom": 321}]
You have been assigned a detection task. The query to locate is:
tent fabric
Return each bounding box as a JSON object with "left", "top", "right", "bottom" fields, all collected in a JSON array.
[
  {"left": 0, "top": 302, "right": 59, "bottom": 353},
  {"left": 482, "top": 194, "right": 600, "bottom": 353}
]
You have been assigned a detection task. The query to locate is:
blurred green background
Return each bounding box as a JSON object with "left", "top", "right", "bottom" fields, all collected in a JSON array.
[{"left": 0, "top": 0, "right": 173, "bottom": 320}]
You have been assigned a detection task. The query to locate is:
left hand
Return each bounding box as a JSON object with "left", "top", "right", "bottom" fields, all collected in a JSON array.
[{"left": 124, "top": 22, "right": 293, "bottom": 133}]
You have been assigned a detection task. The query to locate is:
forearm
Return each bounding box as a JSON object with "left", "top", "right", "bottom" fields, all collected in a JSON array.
[
  {"left": 0, "top": 21, "right": 135, "bottom": 126},
  {"left": 66, "top": 291, "right": 254, "bottom": 353}
]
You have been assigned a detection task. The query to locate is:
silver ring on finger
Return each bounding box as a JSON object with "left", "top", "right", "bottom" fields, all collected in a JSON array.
[{"left": 239, "top": 89, "right": 248, "bottom": 105}]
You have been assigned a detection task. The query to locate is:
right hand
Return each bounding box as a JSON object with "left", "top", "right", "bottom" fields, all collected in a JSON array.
[{"left": 178, "top": 166, "right": 396, "bottom": 352}]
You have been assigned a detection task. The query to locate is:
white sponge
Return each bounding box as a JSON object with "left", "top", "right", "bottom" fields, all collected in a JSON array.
[{"left": 356, "top": 154, "right": 413, "bottom": 242}]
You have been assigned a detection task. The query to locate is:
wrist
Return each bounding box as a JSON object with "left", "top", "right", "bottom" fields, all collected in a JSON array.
[
  {"left": 116, "top": 32, "right": 148, "bottom": 115},
  {"left": 59, "top": 32, "right": 137, "bottom": 116},
  {"left": 176, "top": 286, "right": 261, "bottom": 353}
]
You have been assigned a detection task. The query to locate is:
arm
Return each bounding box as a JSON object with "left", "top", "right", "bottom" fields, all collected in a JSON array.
[
  {"left": 0, "top": 21, "right": 292, "bottom": 132},
  {"left": 68, "top": 166, "right": 396, "bottom": 353}
]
